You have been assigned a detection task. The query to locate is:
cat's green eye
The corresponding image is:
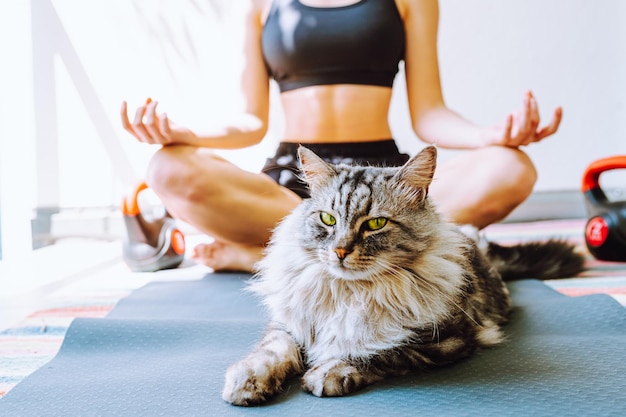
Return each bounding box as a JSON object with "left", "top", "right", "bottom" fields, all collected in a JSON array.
[
  {"left": 366, "top": 217, "right": 388, "bottom": 231},
  {"left": 320, "top": 212, "right": 336, "bottom": 226}
]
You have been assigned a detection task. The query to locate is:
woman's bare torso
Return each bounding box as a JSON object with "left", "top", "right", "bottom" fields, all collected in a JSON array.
[
  {"left": 261, "top": 0, "right": 401, "bottom": 143},
  {"left": 280, "top": 85, "right": 394, "bottom": 142}
]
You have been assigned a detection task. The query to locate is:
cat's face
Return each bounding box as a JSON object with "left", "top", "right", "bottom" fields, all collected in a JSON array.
[{"left": 298, "top": 146, "right": 438, "bottom": 281}]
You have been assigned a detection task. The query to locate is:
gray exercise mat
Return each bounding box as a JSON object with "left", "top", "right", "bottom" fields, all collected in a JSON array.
[{"left": 1, "top": 274, "right": 625, "bottom": 416}]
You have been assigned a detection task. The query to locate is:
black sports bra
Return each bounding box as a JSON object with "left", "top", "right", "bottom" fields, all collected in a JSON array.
[{"left": 261, "top": 0, "right": 405, "bottom": 92}]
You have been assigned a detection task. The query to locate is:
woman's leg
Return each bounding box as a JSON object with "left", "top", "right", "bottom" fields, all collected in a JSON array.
[
  {"left": 145, "top": 145, "right": 302, "bottom": 271},
  {"left": 429, "top": 146, "right": 537, "bottom": 229},
  {"left": 143, "top": 144, "right": 534, "bottom": 270}
]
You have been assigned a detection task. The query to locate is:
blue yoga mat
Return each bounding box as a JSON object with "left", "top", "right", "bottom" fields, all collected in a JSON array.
[{"left": 1, "top": 274, "right": 625, "bottom": 416}]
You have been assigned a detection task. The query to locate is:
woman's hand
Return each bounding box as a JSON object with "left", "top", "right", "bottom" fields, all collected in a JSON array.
[
  {"left": 120, "top": 99, "right": 195, "bottom": 145},
  {"left": 482, "top": 91, "right": 562, "bottom": 148}
]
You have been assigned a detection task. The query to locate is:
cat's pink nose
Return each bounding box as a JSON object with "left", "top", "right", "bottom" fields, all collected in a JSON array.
[{"left": 334, "top": 248, "right": 352, "bottom": 260}]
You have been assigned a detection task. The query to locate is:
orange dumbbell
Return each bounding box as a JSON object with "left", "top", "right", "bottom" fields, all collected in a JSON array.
[{"left": 121, "top": 182, "right": 185, "bottom": 272}]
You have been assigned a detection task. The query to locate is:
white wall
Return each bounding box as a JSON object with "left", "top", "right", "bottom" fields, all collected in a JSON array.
[
  {"left": 414, "top": 0, "right": 626, "bottom": 191},
  {"left": 2, "top": 0, "right": 625, "bottom": 215},
  {"left": 393, "top": 0, "right": 626, "bottom": 191}
]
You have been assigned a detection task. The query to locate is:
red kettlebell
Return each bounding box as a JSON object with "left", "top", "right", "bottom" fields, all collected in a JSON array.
[
  {"left": 582, "top": 156, "right": 626, "bottom": 262},
  {"left": 121, "top": 182, "right": 186, "bottom": 272}
]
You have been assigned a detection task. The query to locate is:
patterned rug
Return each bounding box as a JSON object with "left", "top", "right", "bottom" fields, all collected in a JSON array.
[
  {"left": 1, "top": 218, "right": 625, "bottom": 398},
  {"left": 0, "top": 295, "right": 121, "bottom": 397}
]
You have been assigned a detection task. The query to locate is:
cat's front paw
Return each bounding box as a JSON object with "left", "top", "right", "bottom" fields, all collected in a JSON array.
[
  {"left": 222, "top": 360, "right": 280, "bottom": 406},
  {"left": 301, "top": 359, "right": 367, "bottom": 397}
]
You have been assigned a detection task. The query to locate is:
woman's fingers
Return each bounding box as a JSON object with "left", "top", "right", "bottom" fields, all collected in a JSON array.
[
  {"left": 510, "top": 93, "right": 535, "bottom": 146},
  {"left": 143, "top": 101, "right": 169, "bottom": 144},
  {"left": 488, "top": 92, "right": 562, "bottom": 148},
  {"left": 501, "top": 114, "right": 513, "bottom": 144},
  {"left": 527, "top": 93, "right": 541, "bottom": 139},
  {"left": 509, "top": 91, "right": 566, "bottom": 146},
  {"left": 160, "top": 112, "right": 172, "bottom": 136},
  {"left": 120, "top": 98, "right": 172, "bottom": 144},
  {"left": 536, "top": 106, "right": 563, "bottom": 141},
  {"left": 131, "top": 102, "right": 154, "bottom": 142},
  {"left": 120, "top": 101, "right": 132, "bottom": 131},
  {"left": 120, "top": 101, "right": 145, "bottom": 142}
]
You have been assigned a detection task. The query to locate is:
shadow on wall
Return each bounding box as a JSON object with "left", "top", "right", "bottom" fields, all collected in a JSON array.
[
  {"left": 128, "top": 0, "right": 228, "bottom": 81},
  {"left": 29, "top": 0, "right": 228, "bottom": 248}
]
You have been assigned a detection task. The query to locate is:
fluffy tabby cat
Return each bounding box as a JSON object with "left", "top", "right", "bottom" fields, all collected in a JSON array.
[{"left": 222, "top": 146, "right": 584, "bottom": 406}]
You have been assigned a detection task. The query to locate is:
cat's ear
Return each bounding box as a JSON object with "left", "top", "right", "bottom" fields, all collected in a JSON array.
[
  {"left": 393, "top": 146, "right": 437, "bottom": 203},
  {"left": 298, "top": 146, "right": 337, "bottom": 192}
]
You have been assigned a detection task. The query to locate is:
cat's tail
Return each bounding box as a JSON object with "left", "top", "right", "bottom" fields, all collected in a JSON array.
[{"left": 485, "top": 239, "right": 586, "bottom": 281}]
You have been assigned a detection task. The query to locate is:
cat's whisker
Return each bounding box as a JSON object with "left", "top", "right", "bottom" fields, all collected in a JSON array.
[
  {"left": 375, "top": 256, "right": 483, "bottom": 334},
  {"left": 408, "top": 269, "right": 482, "bottom": 329},
  {"left": 372, "top": 259, "right": 441, "bottom": 335}
]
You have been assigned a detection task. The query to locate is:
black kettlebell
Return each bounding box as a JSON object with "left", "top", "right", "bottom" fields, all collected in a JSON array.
[
  {"left": 122, "top": 182, "right": 186, "bottom": 272},
  {"left": 582, "top": 156, "right": 626, "bottom": 262}
]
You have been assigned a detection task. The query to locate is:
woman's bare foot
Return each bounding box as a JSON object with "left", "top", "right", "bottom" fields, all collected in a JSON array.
[{"left": 192, "top": 240, "right": 264, "bottom": 272}]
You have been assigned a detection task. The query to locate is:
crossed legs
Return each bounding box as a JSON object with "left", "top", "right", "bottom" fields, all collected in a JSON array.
[
  {"left": 145, "top": 145, "right": 301, "bottom": 272},
  {"left": 146, "top": 144, "right": 537, "bottom": 272},
  {"left": 429, "top": 146, "right": 537, "bottom": 229}
]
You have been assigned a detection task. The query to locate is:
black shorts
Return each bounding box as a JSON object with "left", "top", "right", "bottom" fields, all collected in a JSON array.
[{"left": 261, "top": 140, "right": 410, "bottom": 198}]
